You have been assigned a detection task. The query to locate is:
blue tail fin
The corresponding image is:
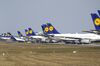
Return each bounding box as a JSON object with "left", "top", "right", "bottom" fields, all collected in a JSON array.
[
  {"left": 28, "top": 28, "right": 36, "bottom": 36},
  {"left": 41, "top": 24, "right": 51, "bottom": 34},
  {"left": 46, "top": 23, "right": 60, "bottom": 34},
  {"left": 25, "top": 29, "right": 30, "bottom": 36},
  {"left": 91, "top": 13, "right": 100, "bottom": 30},
  {"left": 17, "top": 31, "right": 23, "bottom": 37},
  {"left": 41, "top": 23, "right": 60, "bottom": 34},
  {"left": 98, "top": 10, "right": 100, "bottom": 16}
]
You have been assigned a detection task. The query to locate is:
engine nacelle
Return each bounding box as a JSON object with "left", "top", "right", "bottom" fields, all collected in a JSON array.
[{"left": 80, "top": 39, "right": 91, "bottom": 44}]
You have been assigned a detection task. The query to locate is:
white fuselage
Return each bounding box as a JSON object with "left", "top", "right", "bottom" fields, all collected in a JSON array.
[
  {"left": 0, "top": 36, "right": 11, "bottom": 40},
  {"left": 29, "top": 35, "right": 48, "bottom": 42},
  {"left": 14, "top": 36, "right": 26, "bottom": 42},
  {"left": 49, "top": 33, "right": 100, "bottom": 42}
]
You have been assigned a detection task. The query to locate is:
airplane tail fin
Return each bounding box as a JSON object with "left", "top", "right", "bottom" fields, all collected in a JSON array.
[
  {"left": 98, "top": 10, "right": 100, "bottom": 16},
  {"left": 46, "top": 23, "right": 60, "bottom": 34},
  {"left": 41, "top": 24, "right": 50, "bottom": 34},
  {"left": 28, "top": 28, "right": 36, "bottom": 36},
  {"left": 41, "top": 23, "right": 60, "bottom": 34},
  {"left": 17, "top": 31, "right": 23, "bottom": 37},
  {"left": 91, "top": 13, "right": 100, "bottom": 30},
  {"left": 25, "top": 28, "right": 36, "bottom": 36},
  {"left": 25, "top": 29, "right": 30, "bottom": 36}
]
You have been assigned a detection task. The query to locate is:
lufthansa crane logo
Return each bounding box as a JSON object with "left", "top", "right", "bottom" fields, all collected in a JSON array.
[
  {"left": 49, "top": 26, "right": 54, "bottom": 31},
  {"left": 26, "top": 31, "right": 29, "bottom": 35},
  {"left": 29, "top": 30, "right": 33, "bottom": 34},
  {"left": 44, "top": 27, "right": 49, "bottom": 32},
  {"left": 94, "top": 18, "right": 100, "bottom": 26}
]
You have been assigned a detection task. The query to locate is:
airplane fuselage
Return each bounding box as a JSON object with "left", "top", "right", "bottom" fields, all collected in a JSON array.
[{"left": 48, "top": 33, "right": 100, "bottom": 43}]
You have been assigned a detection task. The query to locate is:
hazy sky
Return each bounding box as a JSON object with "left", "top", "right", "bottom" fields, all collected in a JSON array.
[{"left": 0, "top": 0, "right": 100, "bottom": 35}]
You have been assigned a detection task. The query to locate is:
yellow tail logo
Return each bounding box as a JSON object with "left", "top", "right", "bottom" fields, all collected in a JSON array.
[
  {"left": 29, "top": 30, "right": 33, "bottom": 34},
  {"left": 49, "top": 26, "right": 54, "bottom": 31},
  {"left": 44, "top": 27, "right": 49, "bottom": 32},
  {"left": 94, "top": 18, "right": 100, "bottom": 26},
  {"left": 26, "top": 31, "right": 29, "bottom": 35},
  {"left": 44, "top": 26, "right": 54, "bottom": 32}
]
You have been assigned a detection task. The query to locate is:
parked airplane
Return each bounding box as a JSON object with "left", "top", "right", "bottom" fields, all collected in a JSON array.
[
  {"left": 41, "top": 23, "right": 100, "bottom": 44},
  {"left": 24, "top": 28, "right": 50, "bottom": 43},
  {"left": 17, "top": 31, "right": 29, "bottom": 42},
  {"left": 8, "top": 32, "right": 26, "bottom": 42},
  {"left": 0, "top": 31, "right": 28, "bottom": 42},
  {"left": 0, "top": 32, "right": 12, "bottom": 40}
]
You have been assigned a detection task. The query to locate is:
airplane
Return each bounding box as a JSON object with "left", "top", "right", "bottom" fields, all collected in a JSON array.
[
  {"left": 83, "top": 10, "right": 100, "bottom": 34},
  {"left": 17, "top": 31, "right": 29, "bottom": 42},
  {"left": 0, "top": 32, "right": 26, "bottom": 42},
  {"left": 24, "top": 28, "right": 50, "bottom": 43},
  {"left": 9, "top": 32, "right": 26, "bottom": 42},
  {"left": 41, "top": 23, "right": 100, "bottom": 44},
  {"left": 0, "top": 30, "right": 28, "bottom": 42},
  {"left": 0, "top": 32, "right": 12, "bottom": 40}
]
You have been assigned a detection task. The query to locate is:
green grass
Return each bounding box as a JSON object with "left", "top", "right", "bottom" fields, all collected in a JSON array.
[{"left": 0, "top": 42, "right": 100, "bottom": 66}]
